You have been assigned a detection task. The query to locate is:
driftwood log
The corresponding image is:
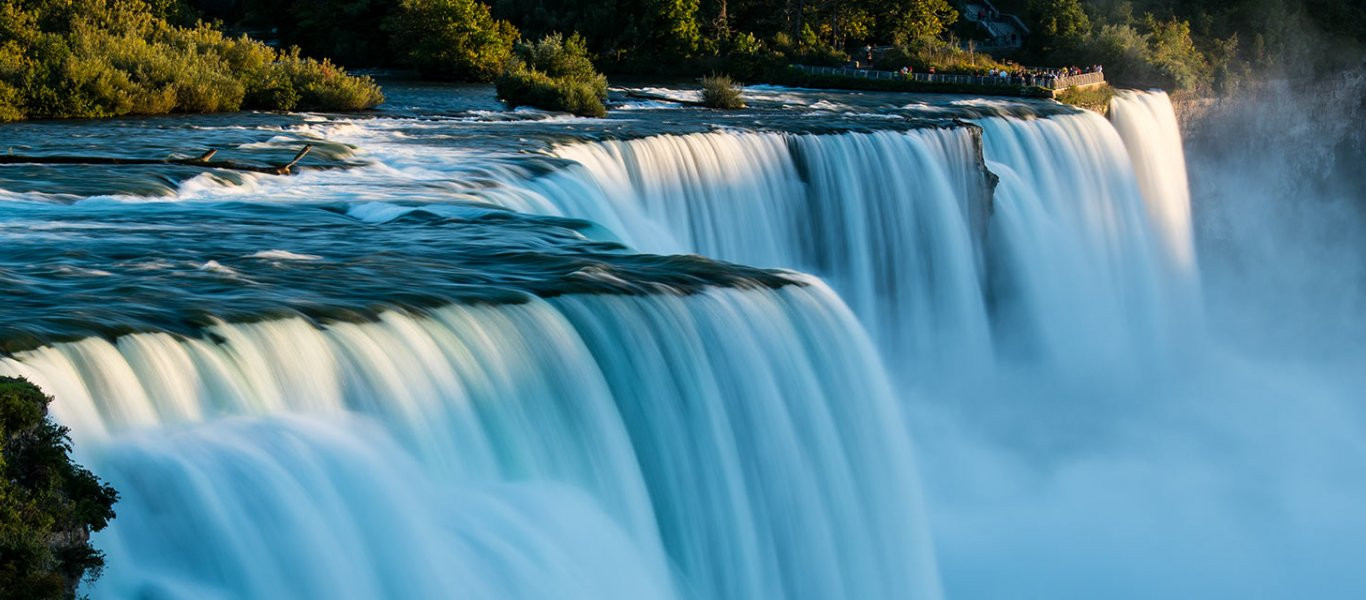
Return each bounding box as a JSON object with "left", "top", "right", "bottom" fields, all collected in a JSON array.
[
  {"left": 0, "top": 145, "right": 314, "bottom": 176},
  {"left": 624, "top": 91, "right": 709, "bottom": 108}
]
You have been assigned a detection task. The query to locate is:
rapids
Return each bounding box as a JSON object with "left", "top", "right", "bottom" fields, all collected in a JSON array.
[{"left": 2, "top": 82, "right": 1362, "bottom": 599}]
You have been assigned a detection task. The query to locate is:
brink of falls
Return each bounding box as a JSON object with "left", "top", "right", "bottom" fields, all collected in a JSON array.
[{"left": 2, "top": 83, "right": 1363, "bottom": 599}]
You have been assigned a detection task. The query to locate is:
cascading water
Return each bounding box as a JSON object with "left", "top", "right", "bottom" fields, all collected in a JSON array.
[
  {"left": 6, "top": 81, "right": 1359, "bottom": 600},
  {"left": 539, "top": 127, "right": 996, "bottom": 380},
  {"left": 497, "top": 96, "right": 1196, "bottom": 383},
  {"left": 1, "top": 284, "right": 940, "bottom": 600},
  {"left": 1109, "top": 90, "right": 1198, "bottom": 275},
  {"left": 978, "top": 106, "right": 1197, "bottom": 376}
]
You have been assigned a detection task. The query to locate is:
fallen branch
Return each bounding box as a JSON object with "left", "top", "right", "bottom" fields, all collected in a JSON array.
[
  {"left": 623, "top": 91, "right": 709, "bottom": 108},
  {"left": 0, "top": 144, "right": 316, "bottom": 175}
]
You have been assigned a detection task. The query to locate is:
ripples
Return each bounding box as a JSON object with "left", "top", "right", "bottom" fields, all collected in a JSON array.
[{"left": 0, "top": 81, "right": 1064, "bottom": 350}]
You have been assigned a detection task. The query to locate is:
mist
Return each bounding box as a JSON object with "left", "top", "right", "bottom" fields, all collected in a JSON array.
[{"left": 916, "top": 70, "right": 1366, "bottom": 599}]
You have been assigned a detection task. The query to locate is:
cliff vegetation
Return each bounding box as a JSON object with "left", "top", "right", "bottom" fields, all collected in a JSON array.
[{"left": 0, "top": 376, "right": 118, "bottom": 600}]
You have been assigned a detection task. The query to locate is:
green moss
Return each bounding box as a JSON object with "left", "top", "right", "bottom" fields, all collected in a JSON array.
[{"left": 1, "top": 376, "right": 118, "bottom": 600}]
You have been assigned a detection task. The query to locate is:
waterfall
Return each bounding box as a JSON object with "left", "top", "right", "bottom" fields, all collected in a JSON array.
[
  {"left": 0, "top": 87, "right": 1217, "bottom": 599},
  {"left": 540, "top": 127, "right": 996, "bottom": 380},
  {"left": 1109, "top": 90, "right": 1197, "bottom": 275},
  {"left": 501, "top": 96, "right": 1199, "bottom": 382},
  {"left": 1, "top": 283, "right": 940, "bottom": 600},
  {"left": 978, "top": 107, "right": 1195, "bottom": 376}
]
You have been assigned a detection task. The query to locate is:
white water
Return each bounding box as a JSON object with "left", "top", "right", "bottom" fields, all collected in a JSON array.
[
  {"left": 545, "top": 128, "right": 994, "bottom": 379},
  {"left": 1110, "top": 90, "right": 1197, "bottom": 274},
  {"left": 505, "top": 103, "right": 1198, "bottom": 385},
  {"left": 979, "top": 107, "right": 1198, "bottom": 378},
  {"left": 2, "top": 284, "right": 940, "bottom": 600},
  {"left": 10, "top": 88, "right": 1361, "bottom": 599}
]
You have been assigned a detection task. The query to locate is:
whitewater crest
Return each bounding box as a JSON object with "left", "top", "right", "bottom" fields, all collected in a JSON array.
[
  {"left": 0, "top": 87, "right": 1205, "bottom": 600},
  {"left": 2, "top": 284, "right": 941, "bottom": 600},
  {"left": 494, "top": 92, "right": 1201, "bottom": 383}
]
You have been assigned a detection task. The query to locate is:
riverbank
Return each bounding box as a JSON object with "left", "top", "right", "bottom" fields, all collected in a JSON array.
[{"left": 0, "top": 1, "right": 382, "bottom": 122}]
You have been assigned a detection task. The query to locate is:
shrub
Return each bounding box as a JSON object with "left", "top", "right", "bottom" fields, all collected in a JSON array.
[
  {"left": 496, "top": 33, "right": 607, "bottom": 117},
  {"left": 701, "top": 74, "right": 744, "bottom": 109},
  {"left": 497, "top": 64, "right": 607, "bottom": 116},
  {"left": 878, "top": 40, "right": 1013, "bottom": 75},
  {"left": 1056, "top": 82, "right": 1115, "bottom": 114},
  {"left": 1, "top": 376, "right": 119, "bottom": 599},
  {"left": 384, "top": 0, "right": 519, "bottom": 82},
  {"left": 0, "top": 0, "right": 382, "bottom": 120}
]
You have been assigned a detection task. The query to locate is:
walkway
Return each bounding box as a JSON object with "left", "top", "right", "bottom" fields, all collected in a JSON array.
[
  {"left": 792, "top": 64, "right": 1105, "bottom": 94},
  {"left": 960, "top": 0, "right": 1028, "bottom": 51}
]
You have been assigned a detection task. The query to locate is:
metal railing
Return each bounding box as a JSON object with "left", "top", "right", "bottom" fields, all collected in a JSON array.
[{"left": 792, "top": 64, "right": 1105, "bottom": 90}]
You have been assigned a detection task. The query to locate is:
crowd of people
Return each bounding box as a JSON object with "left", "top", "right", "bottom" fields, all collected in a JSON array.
[{"left": 884, "top": 62, "right": 1104, "bottom": 88}]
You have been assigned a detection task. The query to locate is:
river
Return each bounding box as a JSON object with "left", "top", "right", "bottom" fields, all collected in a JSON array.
[{"left": 2, "top": 80, "right": 1362, "bottom": 598}]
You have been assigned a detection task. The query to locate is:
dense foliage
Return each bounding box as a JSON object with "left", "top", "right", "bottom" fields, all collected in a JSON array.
[
  {"left": 876, "top": 39, "right": 1012, "bottom": 75},
  {"left": 1, "top": 377, "right": 118, "bottom": 600},
  {"left": 0, "top": 0, "right": 383, "bottom": 121},
  {"left": 383, "top": 0, "right": 519, "bottom": 81},
  {"left": 209, "top": 0, "right": 961, "bottom": 77},
  {"left": 1009, "top": 0, "right": 1366, "bottom": 92},
  {"left": 495, "top": 33, "right": 608, "bottom": 116}
]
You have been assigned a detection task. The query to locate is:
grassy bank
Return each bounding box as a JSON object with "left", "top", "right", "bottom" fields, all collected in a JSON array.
[{"left": 1056, "top": 83, "right": 1116, "bottom": 115}]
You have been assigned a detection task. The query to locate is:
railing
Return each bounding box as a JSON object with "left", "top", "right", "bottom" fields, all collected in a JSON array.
[
  {"left": 792, "top": 64, "right": 1105, "bottom": 91},
  {"left": 977, "top": 0, "right": 1030, "bottom": 34},
  {"left": 1051, "top": 71, "right": 1105, "bottom": 89}
]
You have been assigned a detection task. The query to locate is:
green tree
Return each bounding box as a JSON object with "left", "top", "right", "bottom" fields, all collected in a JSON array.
[
  {"left": 384, "top": 0, "right": 520, "bottom": 81},
  {"left": 644, "top": 0, "right": 704, "bottom": 57},
  {"left": 1030, "top": 0, "right": 1092, "bottom": 54},
  {"left": 1, "top": 376, "right": 118, "bottom": 600},
  {"left": 1144, "top": 15, "right": 1209, "bottom": 91},
  {"left": 894, "top": 0, "right": 958, "bottom": 45}
]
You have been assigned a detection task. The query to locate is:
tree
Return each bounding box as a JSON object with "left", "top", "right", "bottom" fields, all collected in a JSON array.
[
  {"left": 895, "top": 0, "right": 958, "bottom": 45},
  {"left": 1030, "top": 0, "right": 1092, "bottom": 54},
  {"left": 1144, "top": 15, "right": 1209, "bottom": 91},
  {"left": 384, "top": 0, "right": 520, "bottom": 81},
  {"left": 1, "top": 376, "right": 118, "bottom": 600},
  {"left": 644, "top": 0, "right": 704, "bottom": 57}
]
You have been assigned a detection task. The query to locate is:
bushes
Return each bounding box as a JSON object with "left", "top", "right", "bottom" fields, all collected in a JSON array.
[
  {"left": 1, "top": 376, "right": 118, "bottom": 599},
  {"left": 701, "top": 74, "right": 744, "bottom": 109},
  {"left": 877, "top": 41, "right": 1013, "bottom": 75},
  {"left": 703, "top": 29, "right": 847, "bottom": 81},
  {"left": 1069, "top": 17, "right": 1211, "bottom": 91},
  {"left": 772, "top": 66, "right": 1053, "bottom": 98},
  {"left": 1056, "top": 82, "right": 1115, "bottom": 114},
  {"left": 496, "top": 33, "right": 608, "bottom": 117},
  {"left": 0, "top": 0, "right": 383, "bottom": 121},
  {"left": 384, "top": 0, "right": 519, "bottom": 82}
]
